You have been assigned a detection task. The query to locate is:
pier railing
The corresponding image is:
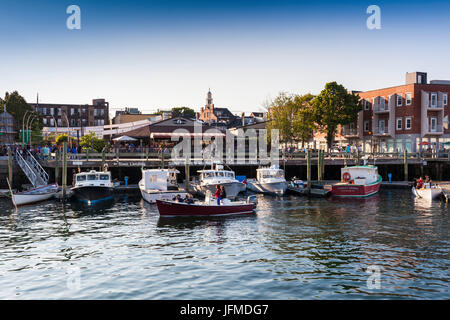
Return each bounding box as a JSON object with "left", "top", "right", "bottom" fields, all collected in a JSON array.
[{"left": 38, "top": 149, "right": 450, "bottom": 167}]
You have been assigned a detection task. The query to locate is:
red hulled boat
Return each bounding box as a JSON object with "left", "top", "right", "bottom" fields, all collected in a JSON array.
[
  {"left": 156, "top": 198, "right": 256, "bottom": 217},
  {"left": 332, "top": 165, "right": 382, "bottom": 198}
]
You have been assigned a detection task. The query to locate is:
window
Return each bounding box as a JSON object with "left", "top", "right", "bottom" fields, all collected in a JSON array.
[
  {"left": 363, "top": 100, "right": 369, "bottom": 110},
  {"left": 397, "top": 94, "right": 402, "bottom": 107},
  {"left": 71, "top": 108, "right": 75, "bottom": 115},
  {"left": 406, "top": 93, "right": 412, "bottom": 106},
  {"left": 431, "top": 93, "right": 437, "bottom": 107},
  {"left": 430, "top": 117, "right": 437, "bottom": 132},
  {"left": 380, "top": 97, "right": 386, "bottom": 110},
  {"left": 444, "top": 94, "right": 448, "bottom": 106},
  {"left": 50, "top": 108, "right": 54, "bottom": 115},
  {"left": 396, "top": 118, "right": 402, "bottom": 130},
  {"left": 77, "top": 175, "right": 86, "bottom": 182},
  {"left": 100, "top": 174, "right": 110, "bottom": 181},
  {"left": 379, "top": 120, "right": 385, "bottom": 133},
  {"left": 418, "top": 75, "right": 422, "bottom": 83},
  {"left": 405, "top": 117, "right": 412, "bottom": 130},
  {"left": 87, "top": 175, "right": 98, "bottom": 181},
  {"left": 43, "top": 118, "right": 47, "bottom": 125},
  {"left": 364, "top": 121, "right": 370, "bottom": 132},
  {"left": 42, "top": 108, "right": 47, "bottom": 115}
]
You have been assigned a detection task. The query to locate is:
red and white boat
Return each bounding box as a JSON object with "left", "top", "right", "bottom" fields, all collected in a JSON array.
[
  {"left": 156, "top": 195, "right": 257, "bottom": 217},
  {"left": 332, "top": 166, "right": 382, "bottom": 198}
]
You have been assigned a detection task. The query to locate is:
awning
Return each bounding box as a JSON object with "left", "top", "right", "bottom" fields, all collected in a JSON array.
[{"left": 150, "top": 132, "right": 225, "bottom": 138}]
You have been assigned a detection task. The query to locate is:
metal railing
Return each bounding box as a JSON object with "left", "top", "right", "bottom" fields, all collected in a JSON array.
[{"left": 15, "top": 150, "right": 44, "bottom": 187}]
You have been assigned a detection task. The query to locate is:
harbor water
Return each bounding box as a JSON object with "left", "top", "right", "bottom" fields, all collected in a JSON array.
[{"left": 0, "top": 189, "right": 448, "bottom": 299}]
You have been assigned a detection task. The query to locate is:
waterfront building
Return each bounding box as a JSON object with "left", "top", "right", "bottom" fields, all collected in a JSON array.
[
  {"left": 30, "top": 98, "right": 110, "bottom": 128},
  {"left": 0, "top": 107, "right": 15, "bottom": 144},
  {"left": 198, "top": 89, "right": 238, "bottom": 128},
  {"left": 309, "top": 72, "right": 450, "bottom": 153},
  {"left": 112, "top": 107, "right": 169, "bottom": 125}
]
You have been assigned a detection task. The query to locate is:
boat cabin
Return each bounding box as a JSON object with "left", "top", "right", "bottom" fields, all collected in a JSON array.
[
  {"left": 75, "top": 170, "right": 112, "bottom": 187},
  {"left": 256, "top": 165, "right": 285, "bottom": 182},
  {"left": 142, "top": 169, "right": 180, "bottom": 191},
  {"left": 198, "top": 165, "right": 236, "bottom": 182},
  {"left": 340, "top": 166, "right": 379, "bottom": 185}
]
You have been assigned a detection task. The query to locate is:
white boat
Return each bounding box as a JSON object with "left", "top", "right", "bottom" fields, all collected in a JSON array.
[
  {"left": 412, "top": 184, "right": 442, "bottom": 201},
  {"left": 247, "top": 165, "right": 287, "bottom": 196},
  {"left": 193, "top": 165, "right": 246, "bottom": 199},
  {"left": 12, "top": 184, "right": 59, "bottom": 206},
  {"left": 139, "top": 168, "right": 188, "bottom": 204},
  {"left": 72, "top": 170, "right": 114, "bottom": 204}
]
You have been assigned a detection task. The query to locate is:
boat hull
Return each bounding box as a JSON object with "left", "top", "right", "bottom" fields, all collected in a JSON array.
[
  {"left": 247, "top": 181, "right": 287, "bottom": 196},
  {"left": 332, "top": 178, "right": 382, "bottom": 198},
  {"left": 412, "top": 187, "right": 442, "bottom": 200},
  {"left": 72, "top": 186, "right": 114, "bottom": 204},
  {"left": 156, "top": 200, "right": 255, "bottom": 217},
  {"left": 12, "top": 184, "right": 58, "bottom": 206}
]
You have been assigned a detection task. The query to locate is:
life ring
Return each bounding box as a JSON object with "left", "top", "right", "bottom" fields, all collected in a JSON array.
[{"left": 343, "top": 172, "right": 351, "bottom": 182}]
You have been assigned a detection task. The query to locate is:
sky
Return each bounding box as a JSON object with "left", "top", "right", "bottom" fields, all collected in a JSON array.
[{"left": 1, "top": 0, "right": 450, "bottom": 116}]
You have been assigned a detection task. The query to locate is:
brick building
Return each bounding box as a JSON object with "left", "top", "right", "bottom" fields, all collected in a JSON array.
[
  {"left": 30, "top": 98, "right": 110, "bottom": 128},
  {"left": 198, "top": 90, "right": 237, "bottom": 128},
  {"left": 312, "top": 72, "right": 450, "bottom": 153}
]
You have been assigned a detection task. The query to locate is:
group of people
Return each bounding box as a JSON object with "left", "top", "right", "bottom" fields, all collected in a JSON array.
[
  {"left": 413, "top": 175, "right": 434, "bottom": 189},
  {"left": 172, "top": 194, "right": 194, "bottom": 204},
  {"left": 214, "top": 185, "right": 227, "bottom": 205}
]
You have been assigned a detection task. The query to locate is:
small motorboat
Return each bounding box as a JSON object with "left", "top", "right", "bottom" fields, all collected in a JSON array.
[
  {"left": 156, "top": 195, "right": 257, "bottom": 217},
  {"left": 247, "top": 165, "right": 287, "bottom": 196},
  {"left": 72, "top": 170, "right": 114, "bottom": 204},
  {"left": 12, "top": 184, "right": 59, "bottom": 206},
  {"left": 412, "top": 184, "right": 442, "bottom": 201},
  {"left": 287, "top": 179, "right": 331, "bottom": 198},
  {"left": 139, "top": 168, "right": 188, "bottom": 204},
  {"left": 192, "top": 164, "right": 246, "bottom": 199},
  {"left": 332, "top": 165, "right": 382, "bottom": 198}
]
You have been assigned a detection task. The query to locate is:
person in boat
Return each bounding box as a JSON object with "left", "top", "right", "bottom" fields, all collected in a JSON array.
[
  {"left": 424, "top": 175, "right": 432, "bottom": 185},
  {"left": 185, "top": 194, "right": 194, "bottom": 204},
  {"left": 173, "top": 194, "right": 184, "bottom": 203},
  {"left": 214, "top": 185, "right": 222, "bottom": 205},
  {"left": 417, "top": 176, "right": 424, "bottom": 189},
  {"left": 220, "top": 185, "right": 227, "bottom": 200}
]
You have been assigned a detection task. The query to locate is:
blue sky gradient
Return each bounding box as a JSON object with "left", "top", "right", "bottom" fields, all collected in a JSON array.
[{"left": 1, "top": 0, "right": 450, "bottom": 114}]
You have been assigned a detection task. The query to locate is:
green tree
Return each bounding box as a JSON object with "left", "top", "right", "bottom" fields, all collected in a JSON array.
[
  {"left": 171, "top": 107, "right": 195, "bottom": 118},
  {"left": 56, "top": 134, "right": 69, "bottom": 145},
  {"left": 80, "top": 132, "right": 106, "bottom": 152},
  {"left": 312, "top": 82, "right": 362, "bottom": 149},
  {"left": 266, "top": 92, "right": 315, "bottom": 147},
  {"left": 3, "top": 91, "right": 43, "bottom": 143}
]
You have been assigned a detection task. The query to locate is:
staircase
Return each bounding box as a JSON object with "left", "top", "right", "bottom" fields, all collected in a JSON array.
[{"left": 15, "top": 149, "right": 49, "bottom": 187}]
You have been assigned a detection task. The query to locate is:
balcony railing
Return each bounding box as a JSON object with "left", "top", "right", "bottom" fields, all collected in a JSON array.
[
  {"left": 424, "top": 123, "right": 443, "bottom": 134},
  {"left": 343, "top": 128, "right": 358, "bottom": 137},
  {"left": 373, "top": 103, "right": 389, "bottom": 113}
]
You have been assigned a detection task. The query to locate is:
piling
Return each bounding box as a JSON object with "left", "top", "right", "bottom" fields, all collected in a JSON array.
[
  {"left": 184, "top": 159, "right": 190, "bottom": 193},
  {"left": 101, "top": 149, "right": 106, "bottom": 171},
  {"left": 161, "top": 149, "right": 165, "bottom": 169},
  {"left": 55, "top": 149, "right": 60, "bottom": 184},
  {"left": 306, "top": 149, "right": 311, "bottom": 191},
  {"left": 62, "top": 142, "right": 67, "bottom": 199},
  {"left": 317, "top": 150, "right": 323, "bottom": 183},
  {"left": 7, "top": 148, "right": 13, "bottom": 187},
  {"left": 404, "top": 150, "right": 408, "bottom": 182}
]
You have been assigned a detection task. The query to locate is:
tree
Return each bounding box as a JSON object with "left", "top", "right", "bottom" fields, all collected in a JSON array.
[
  {"left": 266, "top": 92, "right": 315, "bottom": 147},
  {"left": 171, "top": 107, "right": 195, "bottom": 118},
  {"left": 80, "top": 132, "right": 106, "bottom": 152},
  {"left": 3, "top": 91, "right": 43, "bottom": 143},
  {"left": 312, "top": 82, "right": 362, "bottom": 149},
  {"left": 56, "top": 134, "right": 69, "bottom": 145}
]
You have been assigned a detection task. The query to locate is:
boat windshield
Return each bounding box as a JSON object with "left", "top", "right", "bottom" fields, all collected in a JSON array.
[
  {"left": 225, "top": 172, "right": 234, "bottom": 178},
  {"left": 87, "top": 174, "right": 98, "bottom": 181},
  {"left": 77, "top": 175, "right": 86, "bottom": 182},
  {"left": 261, "top": 171, "right": 284, "bottom": 179},
  {"left": 216, "top": 172, "right": 225, "bottom": 177},
  {"left": 202, "top": 172, "right": 215, "bottom": 179},
  {"left": 100, "top": 174, "right": 110, "bottom": 181}
]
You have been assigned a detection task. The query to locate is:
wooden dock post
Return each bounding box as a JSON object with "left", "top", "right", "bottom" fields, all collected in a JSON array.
[
  {"left": 321, "top": 150, "right": 325, "bottom": 182},
  {"left": 7, "top": 148, "right": 13, "bottom": 187},
  {"left": 184, "top": 159, "right": 190, "bottom": 193},
  {"left": 317, "top": 150, "right": 323, "bottom": 183},
  {"left": 161, "top": 149, "right": 165, "bottom": 169},
  {"left": 307, "top": 149, "right": 311, "bottom": 191},
  {"left": 55, "top": 149, "right": 60, "bottom": 185},
  {"left": 404, "top": 150, "right": 408, "bottom": 182},
  {"left": 101, "top": 149, "right": 106, "bottom": 171},
  {"left": 62, "top": 141, "right": 67, "bottom": 199}
]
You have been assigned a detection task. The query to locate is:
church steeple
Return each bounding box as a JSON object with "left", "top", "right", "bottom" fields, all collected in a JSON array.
[{"left": 206, "top": 89, "right": 213, "bottom": 108}]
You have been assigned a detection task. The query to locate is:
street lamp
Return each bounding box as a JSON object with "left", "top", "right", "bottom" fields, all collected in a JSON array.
[
  {"left": 23, "top": 111, "right": 36, "bottom": 147},
  {"left": 26, "top": 115, "right": 37, "bottom": 145}
]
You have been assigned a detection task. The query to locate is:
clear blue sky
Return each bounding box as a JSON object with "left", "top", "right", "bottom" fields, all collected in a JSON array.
[{"left": 1, "top": 0, "right": 450, "bottom": 116}]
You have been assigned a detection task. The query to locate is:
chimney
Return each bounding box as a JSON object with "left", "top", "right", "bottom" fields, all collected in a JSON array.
[{"left": 241, "top": 112, "right": 245, "bottom": 126}]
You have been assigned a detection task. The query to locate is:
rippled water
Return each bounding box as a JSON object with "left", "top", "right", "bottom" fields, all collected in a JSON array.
[{"left": 0, "top": 190, "right": 448, "bottom": 300}]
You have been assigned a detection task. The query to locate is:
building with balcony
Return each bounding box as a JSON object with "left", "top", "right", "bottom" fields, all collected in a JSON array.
[{"left": 308, "top": 72, "right": 450, "bottom": 153}]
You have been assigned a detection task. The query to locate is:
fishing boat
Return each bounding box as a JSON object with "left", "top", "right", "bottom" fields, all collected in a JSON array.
[
  {"left": 331, "top": 165, "right": 382, "bottom": 198},
  {"left": 412, "top": 184, "right": 442, "bottom": 200},
  {"left": 246, "top": 165, "right": 287, "bottom": 196},
  {"left": 139, "top": 168, "right": 188, "bottom": 204},
  {"left": 72, "top": 170, "right": 114, "bottom": 204},
  {"left": 12, "top": 184, "right": 59, "bottom": 206},
  {"left": 156, "top": 194, "right": 257, "bottom": 217},
  {"left": 192, "top": 164, "right": 246, "bottom": 199}
]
